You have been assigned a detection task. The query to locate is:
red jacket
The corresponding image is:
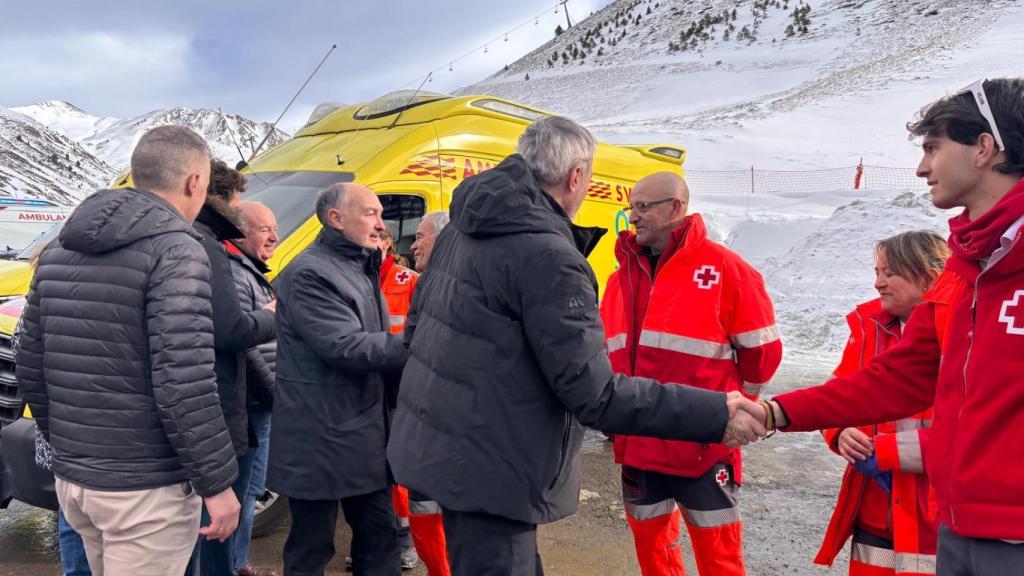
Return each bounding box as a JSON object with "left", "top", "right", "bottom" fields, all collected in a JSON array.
[
  {"left": 600, "top": 214, "right": 782, "bottom": 480},
  {"left": 380, "top": 255, "right": 419, "bottom": 335},
  {"left": 815, "top": 298, "right": 939, "bottom": 575},
  {"left": 776, "top": 206, "right": 1024, "bottom": 540}
]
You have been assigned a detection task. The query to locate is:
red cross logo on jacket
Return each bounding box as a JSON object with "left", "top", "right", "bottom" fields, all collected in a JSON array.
[
  {"left": 693, "top": 265, "right": 721, "bottom": 290},
  {"left": 395, "top": 270, "right": 412, "bottom": 285},
  {"left": 999, "top": 289, "right": 1024, "bottom": 335},
  {"left": 716, "top": 468, "right": 730, "bottom": 486}
]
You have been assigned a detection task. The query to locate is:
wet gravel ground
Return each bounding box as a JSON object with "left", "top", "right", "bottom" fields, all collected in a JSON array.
[{"left": 0, "top": 363, "right": 847, "bottom": 575}]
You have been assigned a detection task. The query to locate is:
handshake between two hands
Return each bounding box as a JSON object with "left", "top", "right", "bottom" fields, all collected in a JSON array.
[{"left": 722, "top": 391, "right": 772, "bottom": 448}]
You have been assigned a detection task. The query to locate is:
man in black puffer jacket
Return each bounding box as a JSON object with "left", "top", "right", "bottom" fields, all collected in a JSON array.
[
  {"left": 16, "top": 126, "right": 240, "bottom": 576},
  {"left": 388, "top": 116, "right": 766, "bottom": 575}
]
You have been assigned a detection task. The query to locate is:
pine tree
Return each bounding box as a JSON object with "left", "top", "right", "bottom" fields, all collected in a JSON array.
[{"left": 555, "top": 24, "right": 564, "bottom": 36}]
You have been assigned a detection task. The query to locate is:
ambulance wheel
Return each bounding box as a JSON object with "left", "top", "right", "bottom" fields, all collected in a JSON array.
[{"left": 252, "top": 490, "right": 289, "bottom": 538}]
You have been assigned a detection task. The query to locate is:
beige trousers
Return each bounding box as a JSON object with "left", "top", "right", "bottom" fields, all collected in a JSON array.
[{"left": 56, "top": 476, "right": 202, "bottom": 576}]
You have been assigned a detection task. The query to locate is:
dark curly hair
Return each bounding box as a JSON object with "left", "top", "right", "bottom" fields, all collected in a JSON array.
[
  {"left": 208, "top": 158, "right": 247, "bottom": 202},
  {"left": 907, "top": 77, "right": 1024, "bottom": 177}
]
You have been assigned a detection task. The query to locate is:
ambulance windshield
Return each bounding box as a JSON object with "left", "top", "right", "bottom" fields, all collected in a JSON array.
[{"left": 242, "top": 171, "right": 355, "bottom": 239}]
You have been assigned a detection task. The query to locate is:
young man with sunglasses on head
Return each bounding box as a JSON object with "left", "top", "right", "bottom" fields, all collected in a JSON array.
[
  {"left": 760, "top": 78, "right": 1024, "bottom": 575},
  {"left": 600, "top": 172, "right": 782, "bottom": 576}
]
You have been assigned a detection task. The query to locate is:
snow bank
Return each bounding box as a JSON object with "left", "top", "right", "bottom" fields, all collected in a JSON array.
[{"left": 755, "top": 189, "right": 951, "bottom": 367}]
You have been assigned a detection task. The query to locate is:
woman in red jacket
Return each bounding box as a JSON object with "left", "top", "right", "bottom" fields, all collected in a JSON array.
[{"left": 816, "top": 230, "right": 950, "bottom": 576}]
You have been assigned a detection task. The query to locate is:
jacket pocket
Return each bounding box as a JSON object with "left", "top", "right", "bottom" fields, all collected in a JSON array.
[{"left": 549, "top": 411, "right": 572, "bottom": 489}]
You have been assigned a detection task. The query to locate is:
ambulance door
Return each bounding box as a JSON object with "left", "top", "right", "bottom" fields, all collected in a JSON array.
[
  {"left": 371, "top": 182, "right": 441, "bottom": 265},
  {"left": 575, "top": 178, "right": 633, "bottom": 299}
]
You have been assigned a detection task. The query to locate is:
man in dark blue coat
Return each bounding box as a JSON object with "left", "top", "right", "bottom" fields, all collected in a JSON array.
[{"left": 268, "top": 183, "right": 406, "bottom": 576}]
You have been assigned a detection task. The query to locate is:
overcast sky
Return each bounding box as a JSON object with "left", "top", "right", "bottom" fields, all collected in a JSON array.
[{"left": 1, "top": 0, "right": 611, "bottom": 132}]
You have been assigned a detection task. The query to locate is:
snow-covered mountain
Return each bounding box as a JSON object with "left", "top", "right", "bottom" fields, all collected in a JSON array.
[
  {"left": 11, "top": 100, "right": 119, "bottom": 143},
  {"left": 13, "top": 103, "right": 290, "bottom": 170},
  {"left": 466, "top": 0, "right": 1022, "bottom": 169},
  {"left": 0, "top": 106, "right": 118, "bottom": 204}
]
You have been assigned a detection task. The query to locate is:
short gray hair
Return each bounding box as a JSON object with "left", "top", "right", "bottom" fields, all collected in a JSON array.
[
  {"left": 131, "top": 125, "right": 211, "bottom": 192},
  {"left": 422, "top": 211, "right": 450, "bottom": 237},
  {"left": 316, "top": 183, "right": 347, "bottom": 225},
  {"left": 516, "top": 116, "right": 596, "bottom": 187}
]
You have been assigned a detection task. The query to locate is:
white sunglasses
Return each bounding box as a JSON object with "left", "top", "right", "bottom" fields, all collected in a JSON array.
[{"left": 957, "top": 78, "right": 1005, "bottom": 152}]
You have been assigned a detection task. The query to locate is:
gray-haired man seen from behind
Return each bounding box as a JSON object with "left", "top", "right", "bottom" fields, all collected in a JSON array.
[
  {"left": 16, "top": 125, "right": 240, "bottom": 576},
  {"left": 388, "top": 116, "right": 766, "bottom": 575}
]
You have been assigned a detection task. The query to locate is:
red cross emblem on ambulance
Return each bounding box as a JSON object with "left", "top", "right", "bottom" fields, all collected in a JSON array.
[
  {"left": 716, "top": 469, "right": 730, "bottom": 487},
  {"left": 395, "top": 270, "right": 412, "bottom": 285},
  {"left": 999, "top": 289, "right": 1024, "bottom": 335},
  {"left": 693, "top": 265, "right": 721, "bottom": 290}
]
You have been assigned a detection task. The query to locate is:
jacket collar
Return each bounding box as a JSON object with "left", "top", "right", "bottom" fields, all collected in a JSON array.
[
  {"left": 317, "top": 226, "right": 383, "bottom": 271},
  {"left": 614, "top": 213, "right": 708, "bottom": 266},
  {"left": 228, "top": 241, "right": 271, "bottom": 274},
  {"left": 195, "top": 203, "right": 244, "bottom": 242},
  {"left": 851, "top": 298, "right": 901, "bottom": 338},
  {"left": 537, "top": 188, "right": 608, "bottom": 257}
]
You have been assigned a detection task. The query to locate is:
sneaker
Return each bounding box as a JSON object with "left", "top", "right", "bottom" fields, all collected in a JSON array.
[{"left": 400, "top": 546, "right": 420, "bottom": 571}]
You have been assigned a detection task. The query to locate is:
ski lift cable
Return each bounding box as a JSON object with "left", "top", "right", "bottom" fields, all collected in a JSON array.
[
  {"left": 333, "top": 2, "right": 566, "bottom": 166},
  {"left": 397, "top": 1, "right": 568, "bottom": 89}
]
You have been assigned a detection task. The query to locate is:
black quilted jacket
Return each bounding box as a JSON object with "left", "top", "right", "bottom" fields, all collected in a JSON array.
[{"left": 16, "top": 188, "right": 238, "bottom": 497}]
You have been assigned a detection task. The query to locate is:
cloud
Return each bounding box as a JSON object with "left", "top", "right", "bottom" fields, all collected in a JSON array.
[
  {"left": 0, "top": 31, "right": 192, "bottom": 114},
  {"left": 1, "top": 0, "right": 614, "bottom": 127}
]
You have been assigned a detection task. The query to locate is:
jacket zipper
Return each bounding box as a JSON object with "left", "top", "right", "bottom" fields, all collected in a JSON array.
[
  {"left": 625, "top": 250, "right": 648, "bottom": 373},
  {"left": 950, "top": 276, "right": 981, "bottom": 530},
  {"left": 550, "top": 411, "right": 572, "bottom": 489}
]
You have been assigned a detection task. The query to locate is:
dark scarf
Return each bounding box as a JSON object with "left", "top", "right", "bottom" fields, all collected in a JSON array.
[{"left": 947, "top": 178, "right": 1024, "bottom": 262}]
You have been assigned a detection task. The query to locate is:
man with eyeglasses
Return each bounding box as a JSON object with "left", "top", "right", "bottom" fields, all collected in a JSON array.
[
  {"left": 758, "top": 78, "right": 1024, "bottom": 575},
  {"left": 600, "top": 172, "right": 782, "bottom": 576}
]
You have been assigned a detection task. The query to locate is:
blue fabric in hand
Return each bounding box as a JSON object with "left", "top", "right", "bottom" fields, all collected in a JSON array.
[{"left": 852, "top": 455, "right": 893, "bottom": 493}]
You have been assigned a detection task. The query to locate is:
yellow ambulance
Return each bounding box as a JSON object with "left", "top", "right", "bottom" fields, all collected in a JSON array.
[
  {"left": 0, "top": 90, "right": 686, "bottom": 526},
  {"left": 232, "top": 90, "right": 686, "bottom": 286}
]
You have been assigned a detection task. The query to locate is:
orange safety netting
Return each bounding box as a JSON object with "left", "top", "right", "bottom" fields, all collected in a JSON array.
[{"left": 684, "top": 165, "right": 925, "bottom": 195}]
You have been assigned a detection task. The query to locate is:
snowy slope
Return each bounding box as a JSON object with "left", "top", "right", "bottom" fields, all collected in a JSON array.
[
  {"left": 12, "top": 102, "right": 290, "bottom": 171},
  {"left": 12, "top": 100, "right": 119, "bottom": 143},
  {"left": 0, "top": 106, "right": 117, "bottom": 204},
  {"left": 467, "top": 0, "right": 1022, "bottom": 169}
]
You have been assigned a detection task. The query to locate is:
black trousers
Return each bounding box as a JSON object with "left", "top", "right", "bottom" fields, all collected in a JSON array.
[
  {"left": 283, "top": 489, "right": 400, "bottom": 576},
  {"left": 937, "top": 524, "right": 1024, "bottom": 576},
  {"left": 442, "top": 508, "right": 544, "bottom": 576}
]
